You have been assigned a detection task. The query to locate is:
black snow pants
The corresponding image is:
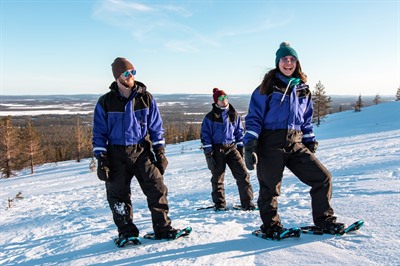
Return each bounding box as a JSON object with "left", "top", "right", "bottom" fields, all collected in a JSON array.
[
  {"left": 256, "top": 142, "right": 334, "bottom": 228},
  {"left": 105, "top": 142, "right": 171, "bottom": 236},
  {"left": 210, "top": 144, "right": 254, "bottom": 208}
]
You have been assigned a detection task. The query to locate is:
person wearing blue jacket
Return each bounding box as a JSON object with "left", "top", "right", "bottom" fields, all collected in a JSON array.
[
  {"left": 244, "top": 42, "right": 345, "bottom": 237},
  {"left": 201, "top": 88, "right": 255, "bottom": 211},
  {"left": 92, "top": 57, "right": 179, "bottom": 246}
]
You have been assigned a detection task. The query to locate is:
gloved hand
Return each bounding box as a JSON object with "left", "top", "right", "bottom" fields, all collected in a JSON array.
[
  {"left": 244, "top": 139, "right": 258, "bottom": 170},
  {"left": 237, "top": 146, "right": 244, "bottom": 158},
  {"left": 305, "top": 141, "right": 318, "bottom": 153},
  {"left": 154, "top": 146, "right": 168, "bottom": 175},
  {"left": 97, "top": 153, "right": 110, "bottom": 181},
  {"left": 204, "top": 150, "right": 216, "bottom": 171}
]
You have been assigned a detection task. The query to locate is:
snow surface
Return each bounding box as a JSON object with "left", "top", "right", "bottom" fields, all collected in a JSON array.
[{"left": 1, "top": 102, "right": 399, "bottom": 266}]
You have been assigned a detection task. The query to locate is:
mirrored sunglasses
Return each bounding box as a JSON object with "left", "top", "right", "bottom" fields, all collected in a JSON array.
[
  {"left": 123, "top": 69, "right": 136, "bottom": 77},
  {"left": 218, "top": 95, "right": 228, "bottom": 101}
]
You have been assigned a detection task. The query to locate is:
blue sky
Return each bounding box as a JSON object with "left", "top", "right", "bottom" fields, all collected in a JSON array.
[{"left": 1, "top": 0, "right": 399, "bottom": 96}]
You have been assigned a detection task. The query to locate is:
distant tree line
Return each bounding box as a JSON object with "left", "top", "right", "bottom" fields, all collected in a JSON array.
[
  {"left": 0, "top": 114, "right": 201, "bottom": 178},
  {"left": 310, "top": 81, "right": 393, "bottom": 122},
  {"left": 1, "top": 84, "right": 398, "bottom": 178}
]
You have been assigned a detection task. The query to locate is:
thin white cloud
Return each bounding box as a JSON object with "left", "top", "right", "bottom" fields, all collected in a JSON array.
[
  {"left": 92, "top": 1, "right": 287, "bottom": 54},
  {"left": 165, "top": 41, "right": 199, "bottom": 53},
  {"left": 218, "top": 18, "right": 291, "bottom": 37},
  {"left": 162, "top": 4, "right": 192, "bottom": 17},
  {"left": 92, "top": 0, "right": 193, "bottom": 42},
  {"left": 164, "top": 25, "right": 221, "bottom": 53},
  {"left": 95, "top": 0, "right": 154, "bottom": 13}
]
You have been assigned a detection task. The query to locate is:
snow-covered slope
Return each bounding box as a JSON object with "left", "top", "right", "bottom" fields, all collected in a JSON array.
[{"left": 1, "top": 102, "right": 399, "bottom": 266}]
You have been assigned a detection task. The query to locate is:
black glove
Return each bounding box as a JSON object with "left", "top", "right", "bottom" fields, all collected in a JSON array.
[
  {"left": 204, "top": 150, "right": 216, "bottom": 171},
  {"left": 97, "top": 153, "right": 110, "bottom": 181},
  {"left": 244, "top": 139, "right": 258, "bottom": 170},
  {"left": 154, "top": 146, "right": 168, "bottom": 175},
  {"left": 305, "top": 141, "right": 318, "bottom": 153},
  {"left": 237, "top": 146, "right": 244, "bottom": 158}
]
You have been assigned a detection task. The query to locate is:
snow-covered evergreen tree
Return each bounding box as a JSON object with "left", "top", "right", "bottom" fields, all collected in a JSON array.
[
  {"left": 19, "top": 119, "right": 43, "bottom": 174},
  {"left": 0, "top": 116, "right": 19, "bottom": 178},
  {"left": 312, "top": 81, "right": 331, "bottom": 126},
  {"left": 372, "top": 94, "right": 381, "bottom": 105},
  {"left": 355, "top": 94, "right": 363, "bottom": 112}
]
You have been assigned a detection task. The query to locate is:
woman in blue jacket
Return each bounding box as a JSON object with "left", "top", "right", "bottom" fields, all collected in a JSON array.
[
  {"left": 244, "top": 42, "right": 344, "bottom": 237},
  {"left": 201, "top": 88, "right": 255, "bottom": 211}
]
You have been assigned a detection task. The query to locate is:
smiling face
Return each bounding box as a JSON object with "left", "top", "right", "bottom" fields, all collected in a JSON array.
[{"left": 278, "top": 56, "right": 297, "bottom": 77}]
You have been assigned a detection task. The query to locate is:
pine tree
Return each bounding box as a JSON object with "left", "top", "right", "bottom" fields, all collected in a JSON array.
[
  {"left": 312, "top": 81, "right": 332, "bottom": 126},
  {"left": 19, "top": 119, "right": 43, "bottom": 174},
  {"left": 355, "top": 94, "right": 363, "bottom": 112},
  {"left": 75, "top": 116, "right": 83, "bottom": 162},
  {"left": 0, "top": 116, "right": 19, "bottom": 178},
  {"left": 396, "top": 86, "right": 400, "bottom": 101},
  {"left": 164, "top": 124, "right": 179, "bottom": 144},
  {"left": 186, "top": 124, "right": 200, "bottom": 141},
  {"left": 74, "top": 115, "right": 93, "bottom": 163},
  {"left": 372, "top": 94, "right": 381, "bottom": 105}
]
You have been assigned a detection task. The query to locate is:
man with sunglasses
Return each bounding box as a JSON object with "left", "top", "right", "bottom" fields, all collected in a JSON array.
[
  {"left": 92, "top": 57, "right": 179, "bottom": 247},
  {"left": 201, "top": 88, "right": 255, "bottom": 211}
]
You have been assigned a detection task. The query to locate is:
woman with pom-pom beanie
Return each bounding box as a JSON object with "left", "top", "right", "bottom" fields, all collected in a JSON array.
[
  {"left": 244, "top": 42, "right": 345, "bottom": 237},
  {"left": 201, "top": 88, "right": 255, "bottom": 211}
]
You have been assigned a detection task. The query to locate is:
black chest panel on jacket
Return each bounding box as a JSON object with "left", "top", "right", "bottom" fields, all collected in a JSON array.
[
  {"left": 98, "top": 82, "right": 152, "bottom": 113},
  {"left": 205, "top": 104, "right": 238, "bottom": 124},
  {"left": 269, "top": 78, "right": 310, "bottom": 98}
]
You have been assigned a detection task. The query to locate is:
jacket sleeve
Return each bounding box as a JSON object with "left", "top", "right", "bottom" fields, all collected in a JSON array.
[
  {"left": 244, "top": 87, "right": 267, "bottom": 145},
  {"left": 201, "top": 116, "right": 213, "bottom": 153},
  {"left": 147, "top": 97, "right": 166, "bottom": 147},
  {"left": 301, "top": 95, "right": 317, "bottom": 144},
  {"left": 234, "top": 114, "right": 244, "bottom": 147},
  {"left": 92, "top": 101, "right": 108, "bottom": 158}
]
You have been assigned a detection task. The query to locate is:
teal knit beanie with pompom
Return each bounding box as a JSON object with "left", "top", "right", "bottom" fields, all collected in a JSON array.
[{"left": 275, "top": 42, "right": 299, "bottom": 67}]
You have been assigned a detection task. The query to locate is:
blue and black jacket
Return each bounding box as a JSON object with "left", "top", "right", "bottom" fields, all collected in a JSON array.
[
  {"left": 92, "top": 81, "right": 165, "bottom": 157},
  {"left": 201, "top": 103, "right": 244, "bottom": 153},
  {"left": 244, "top": 74, "right": 316, "bottom": 147}
]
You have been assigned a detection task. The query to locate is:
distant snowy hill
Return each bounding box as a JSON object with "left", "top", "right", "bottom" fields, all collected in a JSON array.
[
  {"left": 314, "top": 101, "right": 400, "bottom": 139},
  {"left": 0, "top": 102, "right": 399, "bottom": 266}
]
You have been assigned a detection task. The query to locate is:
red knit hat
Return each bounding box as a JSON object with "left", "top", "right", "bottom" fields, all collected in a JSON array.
[{"left": 213, "top": 88, "right": 227, "bottom": 104}]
